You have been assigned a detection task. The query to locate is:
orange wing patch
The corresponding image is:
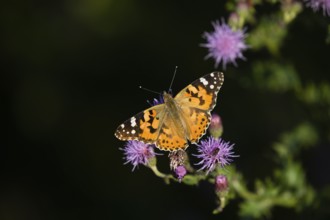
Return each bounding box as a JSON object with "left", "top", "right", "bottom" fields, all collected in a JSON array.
[
  {"left": 157, "top": 132, "right": 187, "bottom": 151},
  {"left": 175, "top": 72, "right": 224, "bottom": 111},
  {"left": 138, "top": 109, "right": 160, "bottom": 142},
  {"left": 155, "top": 116, "right": 188, "bottom": 151},
  {"left": 182, "top": 84, "right": 214, "bottom": 110},
  {"left": 180, "top": 106, "right": 211, "bottom": 144},
  {"left": 189, "top": 111, "right": 210, "bottom": 143}
]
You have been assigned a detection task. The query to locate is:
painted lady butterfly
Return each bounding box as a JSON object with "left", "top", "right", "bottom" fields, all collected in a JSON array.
[{"left": 115, "top": 72, "right": 224, "bottom": 151}]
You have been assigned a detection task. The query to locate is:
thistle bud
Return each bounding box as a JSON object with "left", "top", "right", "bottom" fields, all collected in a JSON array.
[
  {"left": 174, "top": 165, "right": 187, "bottom": 182},
  {"left": 215, "top": 175, "right": 228, "bottom": 193},
  {"left": 209, "top": 113, "right": 223, "bottom": 138}
]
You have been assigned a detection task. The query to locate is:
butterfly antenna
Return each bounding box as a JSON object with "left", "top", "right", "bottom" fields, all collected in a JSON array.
[
  {"left": 139, "top": 86, "right": 161, "bottom": 95},
  {"left": 146, "top": 100, "right": 152, "bottom": 106},
  {"left": 168, "top": 66, "right": 178, "bottom": 93}
]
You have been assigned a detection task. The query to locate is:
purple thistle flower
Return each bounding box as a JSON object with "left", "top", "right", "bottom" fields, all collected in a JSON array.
[
  {"left": 201, "top": 20, "right": 247, "bottom": 69},
  {"left": 121, "top": 140, "right": 156, "bottom": 171},
  {"left": 305, "top": 0, "right": 330, "bottom": 16},
  {"left": 195, "top": 137, "right": 237, "bottom": 174}
]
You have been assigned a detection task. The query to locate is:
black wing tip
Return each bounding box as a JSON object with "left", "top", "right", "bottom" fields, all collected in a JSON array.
[
  {"left": 211, "top": 71, "right": 223, "bottom": 74},
  {"left": 203, "top": 72, "right": 224, "bottom": 82},
  {"left": 210, "top": 71, "right": 224, "bottom": 77}
]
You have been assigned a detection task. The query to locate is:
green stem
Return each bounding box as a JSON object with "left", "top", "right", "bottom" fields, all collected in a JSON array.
[
  {"left": 149, "top": 165, "right": 175, "bottom": 184},
  {"left": 231, "top": 177, "right": 257, "bottom": 200},
  {"left": 149, "top": 165, "right": 166, "bottom": 178},
  {"left": 213, "top": 196, "right": 226, "bottom": 214}
]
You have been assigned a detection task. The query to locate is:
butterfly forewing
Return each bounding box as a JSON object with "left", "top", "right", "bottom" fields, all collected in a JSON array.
[
  {"left": 115, "top": 104, "right": 166, "bottom": 143},
  {"left": 174, "top": 72, "right": 224, "bottom": 111}
]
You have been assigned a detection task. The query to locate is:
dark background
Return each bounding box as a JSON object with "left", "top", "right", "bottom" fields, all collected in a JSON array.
[{"left": 2, "top": 0, "right": 330, "bottom": 219}]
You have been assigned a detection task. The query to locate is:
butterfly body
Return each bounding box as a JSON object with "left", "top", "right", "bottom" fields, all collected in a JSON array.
[
  {"left": 115, "top": 72, "right": 224, "bottom": 151},
  {"left": 162, "top": 92, "right": 189, "bottom": 139}
]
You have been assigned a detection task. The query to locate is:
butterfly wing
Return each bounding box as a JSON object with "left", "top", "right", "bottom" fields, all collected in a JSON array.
[
  {"left": 174, "top": 72, "right": 224, "bottom": 143},
  {"left": 115, "top": 103, "right": 188, "bottom": 151},
  {"left": 155, "top": 112, "right": 188, "bottom": 151},
  {"left": 175, "top": 72, "right": 224, "bottom": 111},
  {"left": 115, "top": 104, "right": 166, "bottom": 144}
]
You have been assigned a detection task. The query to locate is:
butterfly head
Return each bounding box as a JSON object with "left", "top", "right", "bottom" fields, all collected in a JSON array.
[{"left": 162, "top": 91, "right": 173, "bottom": 103}]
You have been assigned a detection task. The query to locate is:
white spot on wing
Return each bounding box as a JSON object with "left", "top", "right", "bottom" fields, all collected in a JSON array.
[
  {"left": 210, "top": 73, "right": 214, "bottom": 77},
  {"left": 210, "top": 85, "right": 214, "bottom": 89},
  {"left": 121, "top": 124, "right": 125, "bottom": 128},
  {"left": 200, "top": 77, "right": 208, "bottom": 86},
  {"left": 131, "top": 130, "right": 136, "bottom": 134},
  {"left": 131, "top": 117, "right": 136, "bottom": 127}
]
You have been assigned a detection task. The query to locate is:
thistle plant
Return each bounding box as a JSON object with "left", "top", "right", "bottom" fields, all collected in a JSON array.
[
  {"left": 120, "top": 113, "right": 237, "bottom": 213},
  {"left": 119, "top": 0, "right": 330, "bottom": 218}
]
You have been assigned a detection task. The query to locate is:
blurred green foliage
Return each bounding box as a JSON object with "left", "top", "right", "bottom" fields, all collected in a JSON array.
[
  {"left": 149, "top": 0, "right": 330, "bottom": 218},
  {"left": 232, "top": 123, "right": 317, "bottom": 218},
  {"left": 251, "top": 61, "right": 300, "bottom": 92},
  {"left": 222, "top": 0, "right": 329, "bottom": 218}
]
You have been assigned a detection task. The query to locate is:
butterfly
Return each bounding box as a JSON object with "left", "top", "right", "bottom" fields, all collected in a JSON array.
[{"left": 115, "top": 72, "right": 224, "bottom": 151}]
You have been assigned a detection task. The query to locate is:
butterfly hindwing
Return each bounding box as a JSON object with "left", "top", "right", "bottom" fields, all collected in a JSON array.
[
  {"left": 115, "top": 104, "right": 165, "bottom": 143},
  {"left": 179, "top": 106, "right": 211, "bottom": 143},
  {"left": 155, "top": 112, "right": 188, "bottom": 151}
]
